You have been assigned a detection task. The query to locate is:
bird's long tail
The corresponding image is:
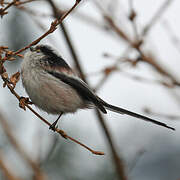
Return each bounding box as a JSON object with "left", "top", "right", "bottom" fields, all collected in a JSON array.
[{"left": 99, "top": 100, "right": 175, "bottom": 131}]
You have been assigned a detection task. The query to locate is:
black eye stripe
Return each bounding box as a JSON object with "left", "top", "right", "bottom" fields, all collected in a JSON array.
[
  {"left": 39, "top": 46, "right": 55, "bottom": 56},
  {"left": 38, "top": 45, "right": 71, "bottom": 69}
]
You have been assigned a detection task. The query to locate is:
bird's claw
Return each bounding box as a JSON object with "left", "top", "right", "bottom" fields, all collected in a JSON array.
[{"left": 49, "top": 122, "right": 58, "bottom": 131}]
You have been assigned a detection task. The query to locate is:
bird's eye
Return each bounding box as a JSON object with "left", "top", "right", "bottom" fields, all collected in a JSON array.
[{"left": 30, "top": 47, "right": 35, "bottom": 51}]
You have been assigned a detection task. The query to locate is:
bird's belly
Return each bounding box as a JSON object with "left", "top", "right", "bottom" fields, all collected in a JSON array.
[{"left": 22, "top": 70, "right": 85, "bottom": 114}]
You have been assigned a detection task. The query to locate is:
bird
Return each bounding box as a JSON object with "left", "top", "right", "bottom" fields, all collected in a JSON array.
[{"left": 20, "top": 44, "right": 175, "bottom": 131}]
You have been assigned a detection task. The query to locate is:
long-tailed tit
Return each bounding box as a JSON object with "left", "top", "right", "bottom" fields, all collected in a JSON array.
[{"left": 21, "top": 45, "right": 174, "bottom": 130}]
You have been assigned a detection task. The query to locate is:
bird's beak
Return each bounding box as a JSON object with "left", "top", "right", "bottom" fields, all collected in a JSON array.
[{"left": 30, "top": 47, "right": 35, "bottom": 51}]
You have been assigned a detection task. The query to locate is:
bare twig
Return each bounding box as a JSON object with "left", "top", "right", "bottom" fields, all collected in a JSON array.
[
  {"left": 93, "top": 1, "right": 180, "bottom": 88},
  {"left": 103, "top": 13, "right": 180, "bottom": 87},
  {"left": 96, "top": 110, "right": 127, "bottom": 180},
  {"left": 0, "top": 0, "right": 105, "bottom": 156},
  {"left": 94, "top": 47, "right": 132, "bottom": 91},
  {"left": 0, "top": 72, "right": 104, "bottom": 155},
  {"left": 0, "top": 0, "right": 18, "bottom": 18},
  {"left": 47, "top": 0, "right": 127, "bottom": 179},
  {"left": 2, "top": 0, "right": 81, "bottom": 61},
  {"left": 128, "top": 0, "right": 139, "bottom": 41},
  {"left": 0, "top": 111, "right": 47, "bottom": 180},
  {"left": 27, "top": 101, "right": 104, "bottom": 155},
  {"left": 128, "top": 149, "right": 146, "bottom": 173},
  {"left": 47, "top": 0, "right": 85, "bottom": 79},
  {"left": 142, "top": 0, "right": 173, "bottom": 37},
  {"left": 1, "top": 0, "right": 178, "bottom": 179},
  {"left": 0, "top": 150, "right": 22, "bottom": 180},
  {"left": 162, "top": 20, "right": 180, "bottom": 54},
  {"left": 17, "top": 6, "right": 53, "bottom": 17}
]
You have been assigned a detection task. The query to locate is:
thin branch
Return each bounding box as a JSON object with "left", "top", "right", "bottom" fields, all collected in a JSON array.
[
  {"left": 94, "top": 47, "right": 132, "bottom": 91},
  {"left": 0, "top": 111, "right": 47, "bottom": 180},
  {"left": 142, "top": 0, "right": 173, "bottom": 37},
  {"left": 0, "top": 150, "right": 22, "bottom": 180},
  {"left": 162, "top": 20, "right": 180, "bottom": 55},
  {"left": 0, "top": 73, "right": 104, "bottom": 155},
  {"left": 0, "top": 0, "right": 105, "bottom": 156},
  {"left": 0, "top": 0, "right": 18, "bottom": 18},
  {"left": 88, "top": 66, "right": 176, "bottom": 89},
  {"left": 17, "top": 6, "right": 52, "bottom": 17},
  {"left": 128, "top": 149, "right": 146, "bottom": 173},
  {"left": 103, "top": 13, "right": 180, "bottom": 87},
  {"left": 128, "top": 0, "right": 139, "bottom": 42},
  {"left": 27, "top": 98, "right": 104, "bottom": 155},
  {"left": 1, "top": 0, "right": 37, "bottom": 6},
  {"left": 96, "top": 110, "right": 127, "bottom": 180},
  {"left": 2, "top": 0, "right": 81, "bottom": 61},
  {"left": 47, "top": 0, "right": 127, "bottom": 179},
  {"left": 93, "top": 1, "right": 180, "bottom": 88}
]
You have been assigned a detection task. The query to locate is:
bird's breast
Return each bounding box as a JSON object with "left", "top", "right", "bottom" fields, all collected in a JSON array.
[{"left": 21, "top": 67, "right": 86, "bottom": 114}]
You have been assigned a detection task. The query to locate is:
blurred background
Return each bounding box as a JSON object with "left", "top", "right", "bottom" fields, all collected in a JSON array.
[{"left": 0, "top": 0, "right": 180, "bottom": 179}]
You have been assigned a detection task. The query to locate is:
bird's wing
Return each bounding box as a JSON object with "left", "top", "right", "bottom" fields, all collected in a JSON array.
[{"left": 47, "top": 71, "right": 107, "bottom": 113}]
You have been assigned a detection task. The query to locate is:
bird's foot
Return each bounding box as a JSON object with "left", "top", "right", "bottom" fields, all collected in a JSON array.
[{"left": 49, "top": 120, "right": 58, "bottom": 131}]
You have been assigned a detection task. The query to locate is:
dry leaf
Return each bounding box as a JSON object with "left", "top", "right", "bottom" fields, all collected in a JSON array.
[
  {"left": 19, "top": 97, "right": 27, "bottom": 110},
  {"left": 104, "top": 66, "right": 117, "bottom": 75},
  {"left": 10, "top": 71, "right": 20, "bottom": 87}
]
